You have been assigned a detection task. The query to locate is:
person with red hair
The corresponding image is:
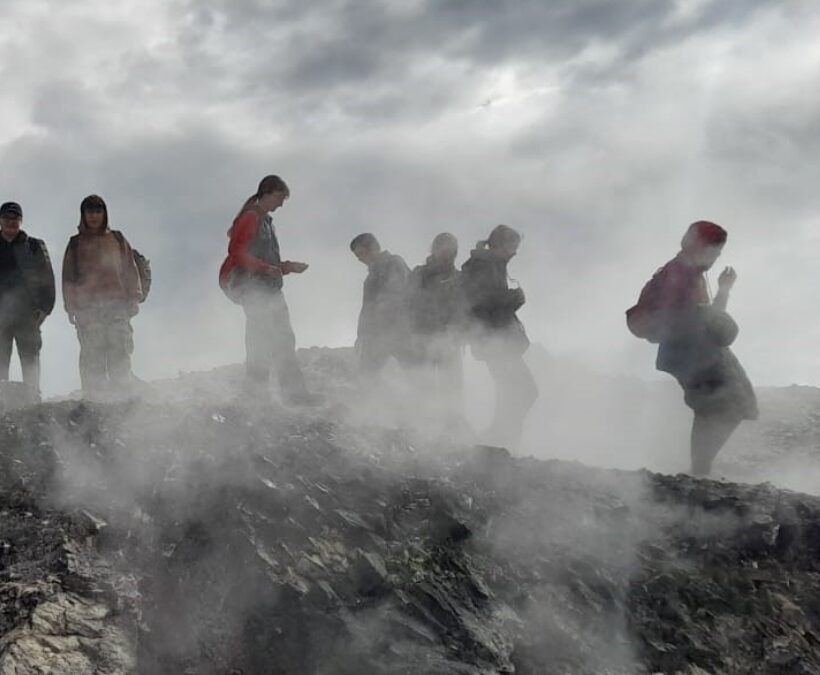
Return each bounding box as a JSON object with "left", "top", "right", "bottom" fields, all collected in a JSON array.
[{"left": 628, "top": 220, "right": 757, "bottom": 476}]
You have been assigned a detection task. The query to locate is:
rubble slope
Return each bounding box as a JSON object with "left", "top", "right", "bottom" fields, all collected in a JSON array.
[{"left": 0, "top": 349, "right": 819, "bottom": 674}]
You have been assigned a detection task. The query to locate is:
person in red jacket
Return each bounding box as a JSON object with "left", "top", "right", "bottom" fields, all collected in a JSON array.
[
  {"left": 631, "top": 220, "right": 757, "bottom": 476},
  {"left": 219, "top": 175, "right": 318, "bottom": 406}
]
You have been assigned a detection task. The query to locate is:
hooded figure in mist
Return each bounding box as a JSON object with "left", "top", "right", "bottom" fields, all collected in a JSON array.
[
  {"left": 644, "top": 221, "right": 758, "bottom": 476},
  {"left": 219, "top": 175, "right": 319, "bottom": 406},
  {"left": 0, "top": 201, "right": 55, "bottom": 403},
  {"left": 350, "top": 233, "right": 414, "bottom": 375},
  {"left": 461, "top": 224, "right": 538, "bottom": 448},
  {"left": 408, "top": 232, "right": 465, "bottom": 417},
  {"left": 62, "top": 195, "right": 142, "bottom": 399}
]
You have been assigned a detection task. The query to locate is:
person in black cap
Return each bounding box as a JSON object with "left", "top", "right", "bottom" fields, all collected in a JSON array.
[{"left": 0, "top": 202, "right": 56, "bottom": 403}]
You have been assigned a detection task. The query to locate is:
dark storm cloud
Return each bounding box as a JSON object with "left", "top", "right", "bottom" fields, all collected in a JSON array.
[{"left": 165, "top": 0, "right": 774, "bottom": 97}]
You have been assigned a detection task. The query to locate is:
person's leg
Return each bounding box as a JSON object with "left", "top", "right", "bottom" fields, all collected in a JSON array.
[
  {"left": 690, "top": 412, "right": 741, "bottom": 477},
  {"left": 76, "top": 313, "right": 108, "bottom": 397},
  {"left": 485, "top": 353, "right": 539, "bottom": 449},
  {"left": 106, "top": 312, "right": 135, "bottom": 389},
  {"left": 267, "top": 293, "right": 313, "bottom": 404},
  {"left": 437, "top": 335, "right": 464, "bottom": 417},
  {"left": 0, "top": 324, "right": 13, "bottom": 381},
  {"left": 14, "top": 318, "right": 43, "bottom": 403},
  {"left": 242, "top": 294, "right": 274, "bottom": 396}
]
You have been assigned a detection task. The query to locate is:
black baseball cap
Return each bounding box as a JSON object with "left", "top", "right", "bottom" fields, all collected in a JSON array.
[{"left": 0, "top": 202, "right": 22, "bottom": 218}]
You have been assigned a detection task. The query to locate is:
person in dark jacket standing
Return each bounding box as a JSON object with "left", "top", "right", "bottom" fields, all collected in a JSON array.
[
  {"left": 408, "top": 232, "right": 465, "bottom": 414},
  {"left": 636, "top": 220, "right": 757, "bottom": 476},
  {"left": 0, "top": 202, "right": 55, "bottom": 403},
  {"left": 219, "top": 175, "right": 318, "bottom": 406},
  {"left": 350, "top": 233, "right": 414, "bottom": 375},
  {"left": 62, "top": 195, "right": 143, "bottom": 398},
  {"left": 462, "top": 224, "right": 538, "bottom": 449}
]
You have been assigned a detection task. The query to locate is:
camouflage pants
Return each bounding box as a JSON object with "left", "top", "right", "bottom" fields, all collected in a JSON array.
[
  {"left": 0, "top": 313, "right": 42, "bottom": 399},
  {"left": 75, "top": 304, "right": 134, "bottom": 396},
  {"left": 242, "top": 291, "right": 308, "bottom": 401}
]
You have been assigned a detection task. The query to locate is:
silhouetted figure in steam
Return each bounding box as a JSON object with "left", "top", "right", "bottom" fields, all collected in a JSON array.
[
  {"left": 0, "top": 202, "right": 55, "bottom": 403},
  {"left": 461, "top": 225, "right": 538, "bottom": 449},
  {"left": 63, "top": 195, "right": 144, "bottom": 399},
  {"left": 408, "top": 232, "right": 465, "bottom": 417},
  {"left": 219, "top": 175, "right": 318, "bottom": 406},
  {"left": 350, "top": 233, "right": 414, "bottom": 375},
  {"left": 626, "top": 220, "right": 758, "bottom": 476}
]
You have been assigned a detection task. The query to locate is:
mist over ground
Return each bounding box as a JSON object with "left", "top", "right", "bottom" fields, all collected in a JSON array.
[{"left": 1, "top": 0, "right": 820, "bottom": 397}]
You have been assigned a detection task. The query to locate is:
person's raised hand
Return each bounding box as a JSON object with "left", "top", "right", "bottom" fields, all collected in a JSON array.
[{"left": 718, "top": 266, "right": 737, "bottom": 291}]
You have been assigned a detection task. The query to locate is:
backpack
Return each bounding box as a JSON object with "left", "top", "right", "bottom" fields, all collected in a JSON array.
[
  {"left": 69, "top": 231, "right": 151, "bottom": 303},
  {"left": 625, "top": 270, "right": 667, "bottom": 343}
]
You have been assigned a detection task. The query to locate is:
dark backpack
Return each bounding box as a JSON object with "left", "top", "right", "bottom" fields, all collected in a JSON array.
[{"left": 69, "top": 231, "right": 151, "bottom": 303}]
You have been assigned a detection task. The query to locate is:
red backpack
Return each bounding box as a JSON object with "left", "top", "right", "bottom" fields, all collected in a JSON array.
[{"left": 626, "top": 268, "right": 669, "bottom": 343}]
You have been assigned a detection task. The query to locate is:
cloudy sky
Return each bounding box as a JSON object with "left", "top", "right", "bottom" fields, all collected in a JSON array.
[{"left": 1, "top": 0, "right": 819, "bottom": 395}]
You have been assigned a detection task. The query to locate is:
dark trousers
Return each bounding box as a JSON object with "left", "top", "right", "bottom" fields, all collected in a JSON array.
[
  {"left": 484, "top": 353, "right": 539, "bottom": 449},
  {"left": 75, "top": 303, "right": 134, "bottom": 396},
  {"left": 0, "top": 315, "right": 42, "bottom": 399},
  {"left": 416, "top": 332, "right": 464, "bottom": 415},
  {"left": 690, "top": 412, "right": 741, "bottom": 476},
  {"left": 242, "top": 291, "right": 308, "bottom": 400}
]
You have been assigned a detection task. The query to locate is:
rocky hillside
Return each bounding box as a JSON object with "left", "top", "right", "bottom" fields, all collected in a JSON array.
[{"left": 0, "top": 349, "right": 819, "bottom": 674}]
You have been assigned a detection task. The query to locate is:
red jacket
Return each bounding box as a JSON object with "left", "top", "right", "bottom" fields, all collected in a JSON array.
[{"left": 220, "top": 208, "right": 274, "bottom": 279}]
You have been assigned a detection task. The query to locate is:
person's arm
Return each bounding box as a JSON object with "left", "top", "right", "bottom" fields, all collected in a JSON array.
[
  {"left": 62, "top": 240, "right": 78, "bottom": 320},
  {"left": 229, "top": 212, "right": 281, "bottom": 276},
  {"left": 36, "top": 239, "right": 56, "bottom": 316},
  {"left": 712, "top": 266, "right": 736, "bottom": 312},
  {"left": 462, "top": 259, "right": 522, "bottom": 315},
  {"left": 118, "top": 236, "right": 143, "bottom": 312}
]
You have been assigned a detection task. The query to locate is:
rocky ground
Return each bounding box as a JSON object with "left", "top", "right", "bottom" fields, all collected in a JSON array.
[{"left": 0, "top": 348, "right": 819, "bottom": 674}]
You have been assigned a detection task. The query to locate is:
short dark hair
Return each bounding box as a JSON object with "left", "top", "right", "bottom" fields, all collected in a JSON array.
[
  {"left": 487, "top": 224, "right": 521, "bottom": 249},
  {"left": 350, "top": 233, "right": 380, "bottom": 253}
]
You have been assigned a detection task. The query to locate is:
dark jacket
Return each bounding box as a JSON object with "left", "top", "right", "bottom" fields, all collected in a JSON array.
[
  {"left": 461, "top": 248, "right": 524, "bottom": 330},
  {"left": 357, "top": 251, "right": 410, "bottom": 342},
  {"left": 0, "top": 231, "right": 55, "bottom": 316},
  {"left": 220, "top": 207, "right": 283, "bottom": 300},
  {"left": 409, "top": 259, "right": 463, "bottom": 334}
]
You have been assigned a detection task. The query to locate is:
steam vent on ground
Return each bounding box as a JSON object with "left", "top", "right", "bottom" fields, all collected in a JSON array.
[{"left": 1, "top": 348, "right": 819, "bottom": 674}]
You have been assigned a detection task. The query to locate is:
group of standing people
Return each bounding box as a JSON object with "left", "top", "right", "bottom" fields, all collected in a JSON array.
[
  {"left": 0, "top": 197, "right": 146, "bottom": 402},
  {"left": 220, "top": 175, "right": 540, "bottom": 449},
  {"left": 348, "top": 225, "right": 539, "bottom": 447},
  {"left": 1, "top": 173, "right": 758, "bottom": 475}
]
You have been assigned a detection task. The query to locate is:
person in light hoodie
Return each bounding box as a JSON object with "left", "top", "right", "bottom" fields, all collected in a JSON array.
[{"left": 62, "top": 194, "right": 142, "bottom": 399}]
